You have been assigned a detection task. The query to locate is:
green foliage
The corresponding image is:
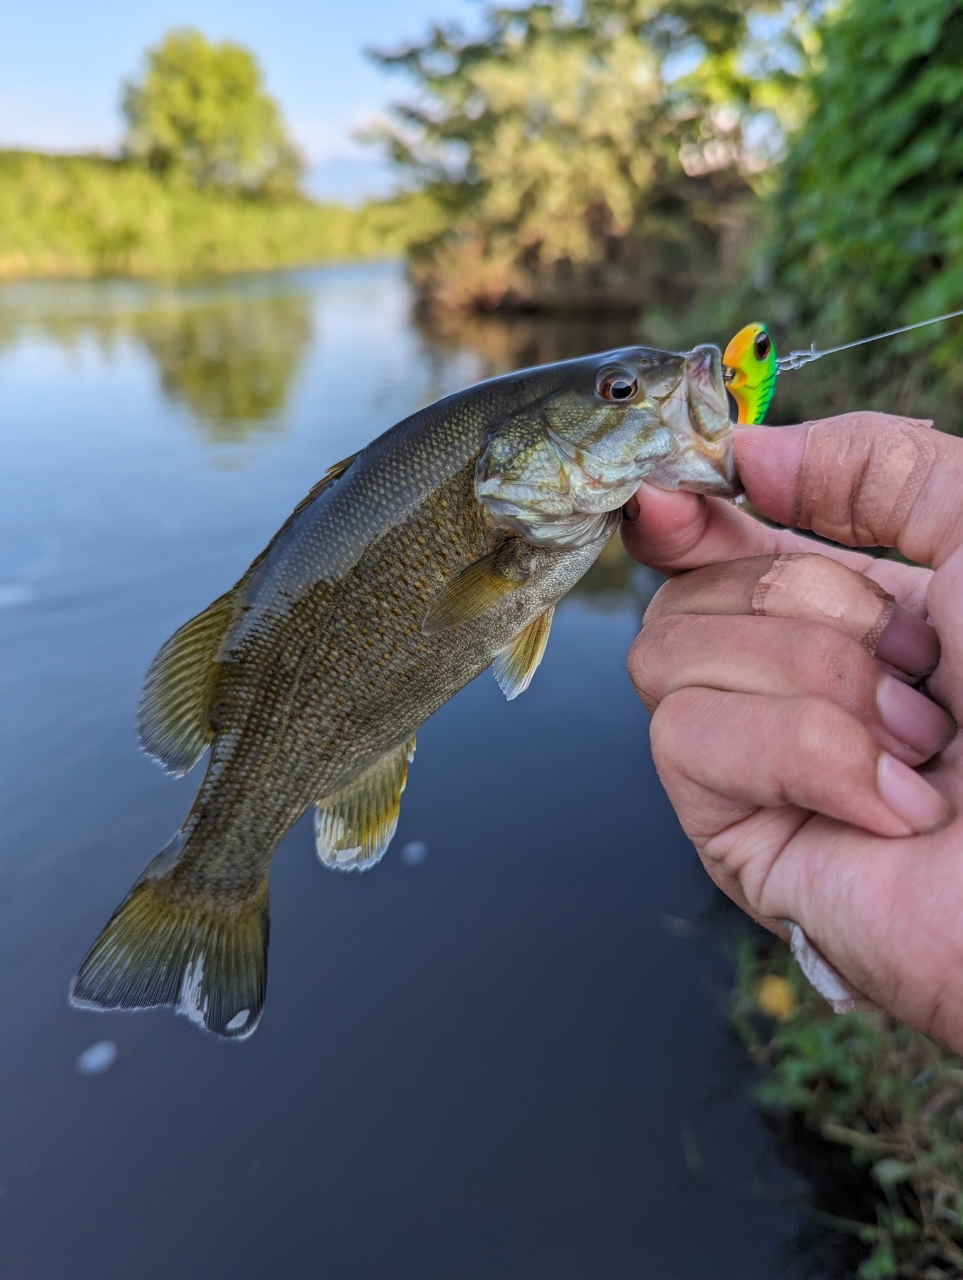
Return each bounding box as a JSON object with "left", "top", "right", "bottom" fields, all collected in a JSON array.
[
  {"left": 733, "top": 935, "right": 963, "bottom": 1278},
  {"left": 769, "top": 0, "right": 963, "bottom": 367},
  {"left": 371, "top": 0, "right": 809, "bottom": 313},
  {"left": 123, "top": 29, "right": 301, "bottom": 196},
  {"left": 0, "top": 151, "right": 430, "bottom": 281}
]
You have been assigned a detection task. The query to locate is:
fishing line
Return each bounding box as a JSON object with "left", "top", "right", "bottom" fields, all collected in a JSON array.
[{"left": 776, "top": 307, "right": 963, "bottom": 372}]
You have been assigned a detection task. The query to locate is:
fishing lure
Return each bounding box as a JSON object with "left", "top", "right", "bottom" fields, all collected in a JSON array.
[{"left": 722, "top": 307, "right": 963, "bottom": 425}]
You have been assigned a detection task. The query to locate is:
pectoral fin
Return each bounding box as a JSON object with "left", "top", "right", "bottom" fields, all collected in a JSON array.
[
  {"left": 423, "top": 540, "right": 533, "bottom": 634},
  {"left": 493, "top": 607, "right": 554, "bottom": 700},
  {"left": 138, "top": 589, "right": 238, "bottom": 776},
  {"left": 315, "top": 737, "right": 417, "bottom": 871}
]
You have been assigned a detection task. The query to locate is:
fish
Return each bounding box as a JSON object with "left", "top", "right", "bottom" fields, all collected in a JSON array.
[
  {"left": 70, "top": 344, "right": 737, "bottom": 1040},
  {"left": 723, "top": 322, "right": 777, "bottom": 424}
]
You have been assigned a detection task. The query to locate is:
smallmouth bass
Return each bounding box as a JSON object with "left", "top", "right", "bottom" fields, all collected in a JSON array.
[{"left": 71, "top": 345, "right": 736, "bottom": 1039}]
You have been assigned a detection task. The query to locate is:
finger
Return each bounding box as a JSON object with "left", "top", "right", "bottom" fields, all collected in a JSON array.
[
  {"left": 631, "top": 613, "right": 954, "bottom": 764},
  {"left": 642, "top": 553, "right": 940, "bottom": 679},
  {"left": 650, "top": 688, "right": 952, "bottom": 848},
  {"left": 736, "top": 413, "right": 963, "bottom": 569},
  {"left": 621, "top": 479, "right": 879, "bottom": 575}
]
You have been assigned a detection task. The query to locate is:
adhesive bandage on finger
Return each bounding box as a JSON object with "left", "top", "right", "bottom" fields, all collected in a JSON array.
[
  {"left": 752, "top": 553, "right": 895, "bottom": 653},
  {"left": 794, "top": 414, "right": 937, "bottom": 548}
]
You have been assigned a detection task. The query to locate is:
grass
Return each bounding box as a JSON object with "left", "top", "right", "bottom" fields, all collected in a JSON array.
[
  {"left": 0, "top": 150, "right": 439, "bottom": 280},
  {"left": 732, "top": 935, "right": 963, "bottom": 1278}
]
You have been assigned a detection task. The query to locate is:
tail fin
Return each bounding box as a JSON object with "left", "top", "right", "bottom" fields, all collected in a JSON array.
[{"left": 70, "top": 841, "right": 269, "bottom": 1041}]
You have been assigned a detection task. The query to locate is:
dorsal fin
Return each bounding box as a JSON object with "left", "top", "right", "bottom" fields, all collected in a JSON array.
[
  {"left": 493, "top": 607, "right": 554, "bottom": 700},
  {"left": 244, "top": 452, "right": 359, "bottom": 575},
  {"left": 315, "top": 738, "right": 416, "bottom": 872},
  {"left": 138, "top": 589, "right": 238, "bottom": 776}
]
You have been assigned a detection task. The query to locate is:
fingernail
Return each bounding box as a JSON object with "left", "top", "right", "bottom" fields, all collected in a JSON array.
[
  {"left": 878, "top": 754, "right": 951, "bottom": 833},
  {"left": 875, "top": 606, "right": 940, "bottom": 677},
  {"left": 623, "top": 494, "right": 640, "bottom": 522},
  {"left": 877, "top": 675, "right": 955, "bottom": 755}
]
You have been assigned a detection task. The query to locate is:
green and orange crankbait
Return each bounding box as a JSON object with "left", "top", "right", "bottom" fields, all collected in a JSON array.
[{"left": 722, "top": 307, "right": 963, "bottom": 426}]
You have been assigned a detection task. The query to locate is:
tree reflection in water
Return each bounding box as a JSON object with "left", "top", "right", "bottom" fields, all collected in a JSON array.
[
  {"left": 135, "top": 293, "right": 312, "bottom": 440},
  {"left": 0, "top": 277, "right": 314, "bottom": 444}
]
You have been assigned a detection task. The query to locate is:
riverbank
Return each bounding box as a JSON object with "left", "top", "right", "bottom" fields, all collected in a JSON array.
[
  {"left": 0, "top": 150, "right": 432, "bottom": 280},
  {"left": 733, "top": 935, "right": 963, "bottom": 1278}
]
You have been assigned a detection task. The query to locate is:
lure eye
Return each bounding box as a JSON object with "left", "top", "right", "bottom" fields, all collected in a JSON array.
[
  {"left": 753, "top": 331, "right": 771, "bottom": 361},
  {"left": 596, "top": 369, "right": 639, "bottom": 401}
]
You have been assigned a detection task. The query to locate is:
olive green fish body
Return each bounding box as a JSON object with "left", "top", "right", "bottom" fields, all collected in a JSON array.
[{"left": 71, "top": 345, "right": 737, "bottom": 1039}]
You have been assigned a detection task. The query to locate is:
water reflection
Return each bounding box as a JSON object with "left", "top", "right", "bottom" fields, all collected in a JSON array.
[
  {"left": 0, "top": 277, "right": 313, "bottom": 442},
  {"left": 416, "top": 305, "right": 647, "bottom": 379},
  {"left": 136, "top": 295, "right": 312, "bottom": 439}
]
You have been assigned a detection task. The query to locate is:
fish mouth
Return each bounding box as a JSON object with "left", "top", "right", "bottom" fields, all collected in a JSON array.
[
  {"left": 684, "top": 346, "right": 732, "bottom": 441},
  {"left": 649, "top": 344, "right": 738, "bottom": 496}
]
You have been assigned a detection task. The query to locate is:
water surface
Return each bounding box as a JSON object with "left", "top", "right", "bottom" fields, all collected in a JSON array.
[{"left": 1, "top": 262, "right": 819, "bottom": 1279}]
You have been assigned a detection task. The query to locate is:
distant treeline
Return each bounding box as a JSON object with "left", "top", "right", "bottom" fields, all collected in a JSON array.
[
  {"left": 0, "top": 151, "right": 433, "bottom": 282},
  {"left": 0, "top": 31, "right": 437, "bottom": 282}
]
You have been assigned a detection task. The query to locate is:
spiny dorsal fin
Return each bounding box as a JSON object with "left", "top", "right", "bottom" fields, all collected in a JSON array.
[
  {"left": 315, "top": 737, "right": 416, "bottom": 872},
  {"left": 138, "top": 589, "right": 237, "bottom": 777},
  {"left": 69, "top": 837, "right": 269, "bottom": 1041},
  {"left": 422, "top": 540, "right": 532, "bottom": 635},
  {"left": 493, "top": 607, "right": 554, "bottom": 700}
]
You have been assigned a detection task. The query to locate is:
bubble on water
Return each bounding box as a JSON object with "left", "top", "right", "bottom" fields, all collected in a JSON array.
[
  {"left": 400, "top": 840, "right": 428, "bottom": 866},
  {"left": 75, "top": 1040, "right": 117, "bottom": 1076}
]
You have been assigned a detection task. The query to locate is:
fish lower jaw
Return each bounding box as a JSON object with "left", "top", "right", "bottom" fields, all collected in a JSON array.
[{"left": 645, "top": 438, "right": 739, "bottom": 496}]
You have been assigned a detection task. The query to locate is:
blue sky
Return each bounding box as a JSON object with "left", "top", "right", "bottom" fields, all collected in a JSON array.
[{"left": 0, "top": 0, "right": 483, "bottom": 200}]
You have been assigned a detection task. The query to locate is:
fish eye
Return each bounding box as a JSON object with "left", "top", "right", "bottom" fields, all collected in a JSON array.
[
  {"left": 753, "top": 331, "right": 771, "bottom": 361},
  {"left": 596, "top": 369, "right": 639, "bottom": 402}
]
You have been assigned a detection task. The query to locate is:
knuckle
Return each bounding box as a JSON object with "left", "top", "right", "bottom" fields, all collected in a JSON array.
[
  {"left": 649, "top": 687, "right": 704, "bottom": 763},
  {"left": 628, "top": 615, "right": 692, "bottom": 695},
  {"left": 793, "top": 695, "right": 870, "bottom": 771}
]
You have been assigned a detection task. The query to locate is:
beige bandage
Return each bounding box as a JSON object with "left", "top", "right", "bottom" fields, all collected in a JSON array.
[
  {"left": 646, "top": 552, "right": 895, "bottom": 653},
  {"left": 752, "top": 553, "right": 895, "bottom": 653},
  {"left": 795, "top": 413, "right": 937, "bottom": 547}
]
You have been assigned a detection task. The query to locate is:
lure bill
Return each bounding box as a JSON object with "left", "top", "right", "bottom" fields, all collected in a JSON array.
[{"left": 723, "top": 307, "right": 963, "bottom": 425}]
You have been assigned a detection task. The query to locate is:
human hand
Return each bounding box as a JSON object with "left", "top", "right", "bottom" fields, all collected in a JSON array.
[{"left": 622, "top": 413, "right": 963, "bottom": 1047}]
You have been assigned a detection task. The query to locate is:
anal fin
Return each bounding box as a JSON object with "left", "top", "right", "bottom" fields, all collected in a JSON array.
[
  {"left": 315, "top": 737, "right": 416, "bottom": 872},
  {"left": 138, "top": 588, "right": 238, "bottom": 776},
  {"left": 493, "top": 606, "right": 554, "bottom": 700}
]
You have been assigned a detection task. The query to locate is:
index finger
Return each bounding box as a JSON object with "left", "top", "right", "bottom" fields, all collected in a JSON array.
[
  {"left": 622, "top": 413, "right": 943, "bottom": 609},
  {"left": 621, "top": 453, "right": 876, "bottom": 574}
]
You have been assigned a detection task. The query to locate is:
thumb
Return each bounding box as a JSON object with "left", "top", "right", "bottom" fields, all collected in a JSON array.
[{"left": 735, "top": 413, "right": 963, "bottom": 567}]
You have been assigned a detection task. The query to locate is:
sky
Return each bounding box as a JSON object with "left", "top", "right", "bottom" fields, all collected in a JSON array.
[{"left": 0, "top": 0, "right": 483, "bottom": 201}]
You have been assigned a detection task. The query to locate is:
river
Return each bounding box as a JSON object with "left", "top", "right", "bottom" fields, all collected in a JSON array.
[{"left": 0, "top": 261, "right": 836, "bottom": 1278}]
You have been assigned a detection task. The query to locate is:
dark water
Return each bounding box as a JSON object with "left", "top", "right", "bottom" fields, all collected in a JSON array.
[{"left": 0, "top": 262, "right": 823, "bottom": 1279}]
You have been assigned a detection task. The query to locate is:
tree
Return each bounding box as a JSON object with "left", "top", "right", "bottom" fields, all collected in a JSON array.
[
  {"left": 370, "top": 0, "right": 807, "bottom": 314},
  {"left": 770, "top": 0, "right": 963, "bottom": 360},
  {"left": 123, "top": 29, "right": 302, "bottom": 197}
]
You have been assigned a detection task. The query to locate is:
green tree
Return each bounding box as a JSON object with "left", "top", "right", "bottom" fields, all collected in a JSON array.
[
  {"left": 123, "top": 29, "right": 302, "bottom": 197},
  {"left": 371, "top": 0, "right": 807, "bottom": 314},
  {"left": 770, "top": 0, "right": 963, "bottom": 361}
]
